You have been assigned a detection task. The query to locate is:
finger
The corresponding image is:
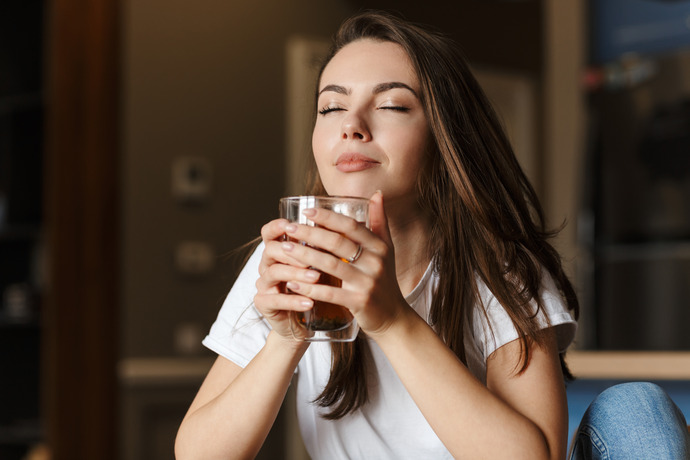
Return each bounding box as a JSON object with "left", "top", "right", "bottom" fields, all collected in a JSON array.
[
  {"left": 259, "top": 219, "right": 300, "bottom": 275},
  {"left": 255, "top": 263, "right": 321, "bottom": 292},
  {"left": 299, "top": 207, "right": 372, "bottom": 244},
  {"left": 260, "top": 218, "right": 291, "bottom": 243},
  {"left": 280, "top": 239, "right": 368, "bottom": 284},
  {"left": 281, "top": 240, "right": 341, "bottom": 275},
  {"left": 260, "top": 240, "right": 311, "bottom": 274},
  {"left": 294, "top": 206, "right": 389, "bottom": 259},
  {"left": 253, "top": 292, "right": 314, "bottom": 315},
  {"left": 369, "top": 190, "right": 393, "bottom": 247},
  {"left": 284, "top": 222, "right": 364, "bottom": 264},
  {"left": 281, "top": 279, "right": 364, "bottom": 314}
]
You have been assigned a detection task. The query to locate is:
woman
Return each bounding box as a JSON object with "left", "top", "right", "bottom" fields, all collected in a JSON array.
[{"left": 175, "top": 11, "right": 687, "bottom": 460}]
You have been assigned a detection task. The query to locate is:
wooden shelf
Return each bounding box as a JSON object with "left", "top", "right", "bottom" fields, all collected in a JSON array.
[
  {"left": 568, "top": 351, "right": 690, "bottom": 380},
  {"left": 118, "top": 357, "right": 214, "bottom": 387}
]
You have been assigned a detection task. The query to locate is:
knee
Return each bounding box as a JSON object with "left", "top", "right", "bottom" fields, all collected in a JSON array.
[
  {"left": 605, "top": 381, "right": 665, "bottom": 399},
  {"left": 573, "top": 382, "right": 690, "bottom": 459},
  {"left": 598, "top": 381, "right": 666, "bottom": 403},
  {"left": 594, "top": 382, "right": 675, "bottom": 415},
  {"left": 586, "top": 382, "right": 677, "bottom": 424}
]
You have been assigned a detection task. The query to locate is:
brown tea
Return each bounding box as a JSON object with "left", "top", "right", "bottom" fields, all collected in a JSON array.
[{"left": 293, "top": 272, "right": 353, "bottom": 331}]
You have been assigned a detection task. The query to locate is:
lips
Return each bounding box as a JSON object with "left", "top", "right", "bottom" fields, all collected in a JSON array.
[{"left": 335, "top": 153, "right": 380, "bottom": 172}]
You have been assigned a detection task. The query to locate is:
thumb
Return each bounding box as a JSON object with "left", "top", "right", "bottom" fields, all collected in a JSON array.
[{"left": 369, "top": 190, "right": 392, "bottom": 245}]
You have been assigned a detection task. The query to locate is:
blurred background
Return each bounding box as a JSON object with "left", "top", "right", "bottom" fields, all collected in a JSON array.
[{"left": 0, "top": 0, "right": 688, "bottom": 459}]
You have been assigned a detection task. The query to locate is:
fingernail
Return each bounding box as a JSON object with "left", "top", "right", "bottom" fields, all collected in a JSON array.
[
  {"left": 300, "top": 299, "right": 313, "bottom": 308},
  {"left": 302, "top": 208, "right": 316, "bottom": 217},
  {"left": 304, "top": 270, "right": 320, "bottom": 281},
  {"left": 285, "top": 224, "right": 297, "bottom": 233},
  {"left": 282, "top": 242, "right": 294, "bottom": 252},
  {"left": 286, "top": 281, "right": 300, "bottom": 291}
]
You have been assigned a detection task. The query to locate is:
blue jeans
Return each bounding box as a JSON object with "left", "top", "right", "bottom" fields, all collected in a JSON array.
[{"left": 570, "top": 382, "right": 690, "bottom": 459}]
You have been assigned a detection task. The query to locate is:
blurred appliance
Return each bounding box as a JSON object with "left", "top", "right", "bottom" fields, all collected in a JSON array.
[{"left": 582, "top": 0, "right": 690, "bottom": 349}]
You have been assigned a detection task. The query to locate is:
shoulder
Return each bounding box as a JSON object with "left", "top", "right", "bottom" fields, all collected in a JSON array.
[
  {"left": 202, "top": 241, "right": 270, "bottom": 366},
  {"left": 471, "top": 270, "right": 577, "bottom": 357},
  {"left": 220, "top": 240, "right": 265, "bottom": 313}
]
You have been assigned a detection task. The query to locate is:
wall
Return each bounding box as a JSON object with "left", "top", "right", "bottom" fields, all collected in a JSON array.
[
  {"left": 120, "top": 0, "right": 355, "bottom": 358},
  {"left": 350, "top": 0, "right": 544, "bottom": 72}
]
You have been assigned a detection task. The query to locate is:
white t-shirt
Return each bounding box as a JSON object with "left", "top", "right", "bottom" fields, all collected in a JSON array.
[{"left": 203, "top": 242, "right": 577, "bottom": 459}]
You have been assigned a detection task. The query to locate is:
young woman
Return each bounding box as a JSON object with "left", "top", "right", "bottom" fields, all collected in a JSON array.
[{"left": 175, "top": 11, "right": 688, "bottom": 460}]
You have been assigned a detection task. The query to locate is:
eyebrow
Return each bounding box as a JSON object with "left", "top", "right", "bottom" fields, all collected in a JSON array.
[
  {"left": 318, "top": 84, "right": 349, "bottom": 96},
  {"left": 318, "top": 82, "right": 418, "bottom": 97},
  {"left": 373, "top": 81, "right": 417, "bottom": 97}
]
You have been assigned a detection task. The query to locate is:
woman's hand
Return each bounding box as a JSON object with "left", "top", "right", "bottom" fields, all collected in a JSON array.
[
  {"left": 253, "top": 218, "right": 322, "bottom": 340},
  {"left": 279, "top": 191, "right": 411, "bottom": 336}
]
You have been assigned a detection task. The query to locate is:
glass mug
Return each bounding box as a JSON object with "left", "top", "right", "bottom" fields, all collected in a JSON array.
[{"left": 279, "top": 196, "right": 369, "bottom": 342}]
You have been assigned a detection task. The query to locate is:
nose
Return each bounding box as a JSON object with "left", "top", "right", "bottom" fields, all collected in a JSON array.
[{"left": 341, "top": 112, "right": 371, "bottom": 141}]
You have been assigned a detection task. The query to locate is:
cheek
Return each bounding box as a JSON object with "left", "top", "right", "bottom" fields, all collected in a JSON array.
[
  {"left": 396, "top": 129, "right": 431, "bottom": 168},
  {"left": 311, "top": 124, "right": 332, "bottom": 161},
  {"left": 311, "top": 129, "right": 335, "bottom": 189},
  {"left": 311, "top": 133, "right": 326, "bottom": 172}
]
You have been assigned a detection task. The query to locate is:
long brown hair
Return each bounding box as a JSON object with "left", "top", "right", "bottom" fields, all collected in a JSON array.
[{"left": 307, "top": 11, "right": 579, "bottom": 420}]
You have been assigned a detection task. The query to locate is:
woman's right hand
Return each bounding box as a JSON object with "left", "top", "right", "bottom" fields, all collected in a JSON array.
[{"left": 253, "top": 218, "right": 319, "bottom": 339}]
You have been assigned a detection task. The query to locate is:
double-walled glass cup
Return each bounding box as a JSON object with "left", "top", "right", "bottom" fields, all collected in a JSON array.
[{"left": 279, "top": 196, "right": 369, "bottom": 342}]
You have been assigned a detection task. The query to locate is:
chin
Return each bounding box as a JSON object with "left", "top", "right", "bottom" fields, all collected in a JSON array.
[
  {"left": 322, "top": 183, "right": 374, "bottom": 199},
  {"left": 328, "top": 189, "right": 372, "bottom": 199}
]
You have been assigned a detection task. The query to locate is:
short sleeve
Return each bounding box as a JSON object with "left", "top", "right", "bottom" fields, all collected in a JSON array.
[
  {"left": 202, "top": 242, "right": 271, "bottom": 368},
  {"left": 472, "top": 273, "right": 577, "bottom": 361}
]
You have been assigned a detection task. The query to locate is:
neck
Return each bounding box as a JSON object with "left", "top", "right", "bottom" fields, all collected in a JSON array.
[{"left": 385, "top": 201, "right": 432, "bottom": 296}]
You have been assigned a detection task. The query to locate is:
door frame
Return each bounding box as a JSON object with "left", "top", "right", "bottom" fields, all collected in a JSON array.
[{"left": 43, "top": 0, "right": 120, "bottom": 458}]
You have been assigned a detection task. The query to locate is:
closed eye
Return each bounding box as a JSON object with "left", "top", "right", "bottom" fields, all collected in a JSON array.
[
  {"left": 318, "top": 106, "right": 345, "bottom": 115},
  {"left": 379, "top": 106, "right": 410, "bottom": 112}
]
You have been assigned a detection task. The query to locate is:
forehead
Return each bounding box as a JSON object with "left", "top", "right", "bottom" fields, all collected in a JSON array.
[{"left": 320, "top": 39, "right": 418, "bottom": 89}]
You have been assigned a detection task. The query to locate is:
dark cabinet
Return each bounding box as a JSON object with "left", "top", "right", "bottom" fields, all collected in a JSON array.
[
  {"left": 0, "top": 2, "right": 46, "bottom": 458},
  {"left": 583, "top": 0, "right": 690, "bottom": 350}
]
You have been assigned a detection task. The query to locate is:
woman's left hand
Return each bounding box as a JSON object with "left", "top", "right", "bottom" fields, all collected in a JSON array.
[{"left": 280, "top": 191, "right": 410, "bottom": 336}]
